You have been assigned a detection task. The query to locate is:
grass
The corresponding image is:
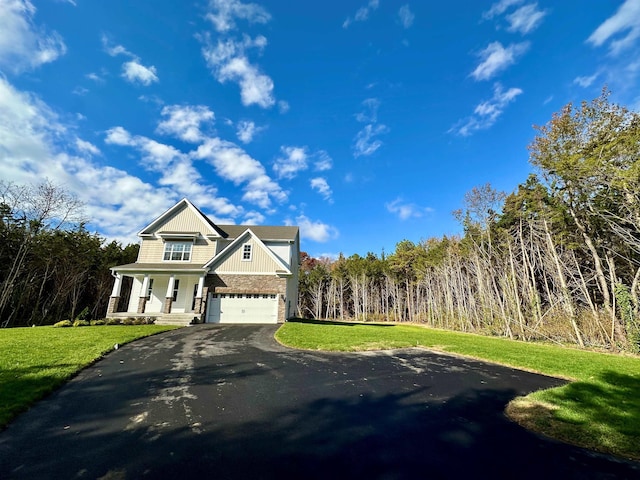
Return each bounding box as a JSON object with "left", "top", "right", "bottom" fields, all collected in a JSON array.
[
  {"left": 275, "top": 319, "right": 640, "bottom": 461},
  {"left": 0, "top": 325, "right": 178, "bottom": 428}
]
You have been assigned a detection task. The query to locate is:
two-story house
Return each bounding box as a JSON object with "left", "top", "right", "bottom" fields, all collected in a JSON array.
[{"left": 107, "top": 198, "right": 300, "bottom": 325}]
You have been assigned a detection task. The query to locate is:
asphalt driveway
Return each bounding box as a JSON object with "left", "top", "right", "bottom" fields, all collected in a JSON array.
[{"left": 0, "top": 325, "right": 638, "bottom": 479}]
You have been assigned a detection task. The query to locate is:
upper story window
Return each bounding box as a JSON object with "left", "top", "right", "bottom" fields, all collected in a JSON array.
[
  {"left": 242, "top": 243, "right": 252, "bottom": 261},
  {"left": 163, "top": 242, "right": 192, "bottom": 261}
]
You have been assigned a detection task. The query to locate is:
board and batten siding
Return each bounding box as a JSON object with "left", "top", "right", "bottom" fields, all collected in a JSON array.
[
  {"left": 215, "top": 238, "right": 283, "bottom": 273},
  {"left": 161, "top": 205, "right": 209, "bottom": 232}
]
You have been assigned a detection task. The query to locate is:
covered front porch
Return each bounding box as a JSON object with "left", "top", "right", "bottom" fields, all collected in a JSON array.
[{"left": 107, "top": 263, "right": 209, "bottom": 325}]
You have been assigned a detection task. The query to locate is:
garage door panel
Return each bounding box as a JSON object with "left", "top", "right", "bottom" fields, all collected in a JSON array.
[{"left": 207, "top": 294, "right": 277, "bottom": 324}]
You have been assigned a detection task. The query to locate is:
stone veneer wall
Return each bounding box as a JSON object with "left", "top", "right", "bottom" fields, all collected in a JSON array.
[{"left": 207, "top": 273, "right": 288, "bottom": 322}]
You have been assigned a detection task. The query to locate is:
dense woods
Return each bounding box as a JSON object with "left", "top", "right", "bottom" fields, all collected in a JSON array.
[
  {"left": 0, "top": 181, "right": 138, "bottom": 327},
  {"left": 298, "top": 90, "right": 640, "bottom": 352},
  {"left": 1, "top": 90, "right": 639, "bottom": 352}
]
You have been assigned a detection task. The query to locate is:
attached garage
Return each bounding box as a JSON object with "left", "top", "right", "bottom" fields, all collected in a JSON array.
[{"left": 206, "top": 293, "right": 278, "bottom": 324}]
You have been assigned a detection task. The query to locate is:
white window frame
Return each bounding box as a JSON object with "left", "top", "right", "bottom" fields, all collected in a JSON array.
[
  {"left": 242, "top": 243, "right": 252, "bottom": 261},
  {"left": 163, "top": 241, "right": 192, "bottom": 262}
]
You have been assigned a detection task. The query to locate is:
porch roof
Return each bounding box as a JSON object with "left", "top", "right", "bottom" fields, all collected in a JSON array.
[{"left": 111, "top": 263, "right": 208, "bottom": 274}]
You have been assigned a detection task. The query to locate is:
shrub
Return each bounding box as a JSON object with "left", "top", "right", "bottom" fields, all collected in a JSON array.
[
  {"left": 90, "top": 319, "right": 105, "bottom": 326},
  {"left": 53, "top": 320, "right": 72, "bottom": 328},
  {"left": 73, "top": 320, "right": 90, "bottom": 327},
  {"left": 75, "top": 307, "right": 91, "bottom": 321},
  {"left": 121, "top": 318, "right": 134, "bottom": 325},
  {"left": 105, "top": 318, "right": 121, "bottom": 326},
  {"left": 144, "top": 316, "right": 156, "bottom": 325}
]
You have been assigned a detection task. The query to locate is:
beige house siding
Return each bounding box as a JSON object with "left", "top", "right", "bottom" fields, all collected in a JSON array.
[
  {"left": 215, "top": 237, "right": 281, "bottom": 273},
  {"left": 161, "top": 204, "right": 212, "bottom": 232},
  {"left": 138, "top": 237, "right": 217, "bottom": 264}
]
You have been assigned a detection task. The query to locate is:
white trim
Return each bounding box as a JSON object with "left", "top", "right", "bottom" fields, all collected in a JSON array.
[
  {"left": 166, "top": 276, "right": 175, "bottom": 298},
  {"left": 111, "top": 274, "right": 122, "bottom": 297},
  {"left": 157, "top": 232, "right": 199, "bottom": 240},
  {"left": 196, "top": 276, "right": 205, "bottom": 298}
]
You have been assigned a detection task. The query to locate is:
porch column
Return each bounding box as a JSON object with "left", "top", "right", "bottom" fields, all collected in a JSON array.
[
  {"left": 194, "top": 275, "right": 205, "bottom": 313},
  {"left": 164, "top": 275, "right": 175, "bottom": 313},
  {"left": 138, "top": 275, "right": 149, "bottom": 314},
  {"left": 107, "top": 273, "right": 122, "bottom": 315}
]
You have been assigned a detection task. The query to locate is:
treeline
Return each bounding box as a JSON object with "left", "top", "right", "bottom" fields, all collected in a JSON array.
[
  {"left": 298, "top": 89, "right": 640, "bottom": 352},
  {"left": 0, "top": 181, "right": 138, "bottom": 327}
]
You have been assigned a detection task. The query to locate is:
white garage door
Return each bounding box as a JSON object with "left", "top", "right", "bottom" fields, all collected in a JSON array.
[{"left": 206, "top": 293, "right": 278, "bottom": 324}]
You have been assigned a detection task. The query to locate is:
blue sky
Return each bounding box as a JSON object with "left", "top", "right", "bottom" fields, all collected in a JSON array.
[{"left": 1, "top": 0, "right": 640, "bottom": 258}]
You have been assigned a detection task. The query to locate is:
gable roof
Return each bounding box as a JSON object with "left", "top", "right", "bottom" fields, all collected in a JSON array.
[
  {"left": 203, "top": 228, "right": 292, "bottom": 275},
  {"left": 138, "top": 198, "right": 226, "bottom": 238},
  {"left": 137, "top": 198, "right": 299, "bottom": 246}
]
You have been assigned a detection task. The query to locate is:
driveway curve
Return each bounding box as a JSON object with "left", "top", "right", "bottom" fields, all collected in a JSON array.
[{"left": 0, "top": 325, "right": 638, "bottom": 479}]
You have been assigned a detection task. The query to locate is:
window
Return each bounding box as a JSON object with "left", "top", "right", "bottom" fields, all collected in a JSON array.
[
  {"left": 146, "top": 279, "right": 154, "bottom": 300},
  {"left": 242, "top": 243, "right": 252, "bottom": 261},
  {"left": 172, "top": 279, "right": 180, "bottom": 302},
  {"left": 163, "top": 242, "right": 192, "bottom": 261}
]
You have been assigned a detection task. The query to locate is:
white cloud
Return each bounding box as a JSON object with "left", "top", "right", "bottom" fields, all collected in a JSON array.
[
  {"left": 273, "top": 146, "right": 308, "bottom": 179},
  {"left": 75, "top": 138, "right": 100, "bottom": 155},
  {"left": 106, "top": 127, "right": 181, "bottom": 172},
  {"left": 156, "top": 105, "right": 215, "bottom": 143},
  {"left": 574, "top": 73, "right": 599, "bottom": 88},
  {"left": 310, "top": 177, "right": 333, "bottom": 202},
  {"left": 343, "top": 0, "right": 379, "bottom": 28},
  {"left": 101, "top": 35, "right": 159, "bottom": 86},
  {"left": 355, "top": 98, "right": 380, "bottom": 123},
  {"left": 386, "top": 198, "right": 432, "bottom": 220},
  {"left": 290, "top": 214, "right": 338, "bottom": 243},
  {"left": 451, "top": 83, "right": 523, "bottom": 136},
  {"left": 314, "top": 151, "right": 333, "bottom": 171},
  {"left": 201, "top": 36, "right": 275, "bottom": 108},
  {"left": 205, "top": 0, "right": 271, "bottom": 33},
  {"left": 398, "top": 5, "right": 415, "bottom": 29},
  {"left": 85, "top": 72, "right": 105, "bottom": 83},
  {"left": 72, "top": 86, "right": 89, "bottom": 96},
  {"left": 0, "top": 0, "right": 67, "bottom": 73},
  {"left": 0, "top": 76, "right": 243, "bottom": 242},
  {"left": 0, "top": 77, "right": 180, "bottom": 241},
  {"left": 101, "top": 35, "right": 134, "bottom": 58},
  {"left": 241, "top": 210, "right": 265, "bottom": 225},
  {"left": 506, "top": 3, "right": 547, "bottom": 34},
  {"left": 482, "top": 0, "right": 524, "bottom": 20},
  {"left": 236, "top": 120, "right": 263, "bottom": 143},
  {"left": 193, "top": 137, "right": 286, "bottom": 209},
  {"left": 122, "top": 60, "right": 159, "bottom": 86},
  {"left": 278, "top": 100, "right": 290, "bottom": 113},
  {"left": 104, "top": 126, "right": 135, "bottom": 146},
  {"left": 352, "top": 97, "right": 388, "bottom": 158},
  {"left": 587, "top": 0, "right": 640, "bottom": 55},
  {"left": 471, "top": 41, "right": 529, "bottom": 81},
  {"left": 104, "top": 125, "right": 242, "bottom": 217},
  {"left": 353, "top": 124, "right": 388, "bottom": 157}
]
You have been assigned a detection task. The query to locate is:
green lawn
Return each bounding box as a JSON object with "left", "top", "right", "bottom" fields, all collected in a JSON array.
[
  {"left": 275, "top": 319, "right": 640, "bottom": 461},
  {"left": 0, "top": 325, "right": 178, "bottom": 427}
]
